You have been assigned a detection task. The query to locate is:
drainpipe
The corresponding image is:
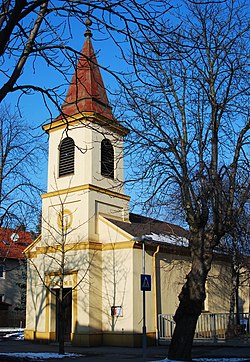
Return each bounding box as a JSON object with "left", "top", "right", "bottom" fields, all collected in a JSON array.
[
  {"left": 142, "top": 240, "right": 146, "bottom": 361},
  {"left": 153, "top": 245, "right": 160, "bottom": 345}
]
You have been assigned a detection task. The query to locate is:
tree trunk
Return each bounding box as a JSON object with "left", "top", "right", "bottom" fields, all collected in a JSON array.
[
  {"left": 168, "top": 301, "right": 201, "bottom": 361},
  {"left": 168, "top": 237, "right": 211, "bottom": 361},
  {"left": 58, "top": 290, "right": 65, "bottom": 355},
  {"left": 168, "top": 286, "right": 204, "bottom": 361}
]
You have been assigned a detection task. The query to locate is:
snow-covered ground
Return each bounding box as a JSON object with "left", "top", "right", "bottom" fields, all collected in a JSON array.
[
  {"left": 1, "top": 328, "right": 24, "bottom": 340},
  {"left": 154, "top": 359, "right": 248, "bottom": 362},
  {"left": 0, "top": 329, "right": 249, "bottom": 361},
  {"left": 0, "top": 358, "right": 247, "bottom": 362},
  {"left": 0, "top": 329, "right": 82, "bottom": 359},
  {"left": 0, "top": 352, "right": 81, "bottom": 360}
]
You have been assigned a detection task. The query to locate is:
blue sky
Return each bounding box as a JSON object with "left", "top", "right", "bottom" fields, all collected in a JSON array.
[
  {"left": 4, "top": 26, "right": 130, "bottom": 192},
  {"left": 4, "top": 1, "right": 247, "bottom": 230},
  {"left": 1, "top": 1, "right": 180, "bottom": 226}
]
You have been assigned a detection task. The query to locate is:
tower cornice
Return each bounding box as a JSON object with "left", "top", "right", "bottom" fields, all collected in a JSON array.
[
  {"left": 41, "top": 183, "right": 131, "bottom": 201},
  {"left": 43, "top": 111, "right": 129, "bottom": 136}
]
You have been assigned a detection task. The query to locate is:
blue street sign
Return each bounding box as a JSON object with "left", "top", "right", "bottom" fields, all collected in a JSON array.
[{"left": 141, "top": 274, "right": 151, "bottom": 291}]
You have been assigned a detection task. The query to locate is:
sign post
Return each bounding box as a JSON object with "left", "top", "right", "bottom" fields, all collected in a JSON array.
[
  {"left": 141, "top": 274, "right": 151, "bottom": 292},
  {"left": 140, "top": 241, "right": 151, "bottom": 361}
]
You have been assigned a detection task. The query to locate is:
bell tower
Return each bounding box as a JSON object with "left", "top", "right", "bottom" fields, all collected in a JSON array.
[{"left": 41, "top": 25, "right": 130, "bottom": 243}]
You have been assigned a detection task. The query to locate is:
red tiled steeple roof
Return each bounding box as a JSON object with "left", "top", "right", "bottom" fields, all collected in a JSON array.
[
  {"left": 61, "top": 34, "right": 114, "bottom": 121},
  {"left": 0, "top": 227, "right": 33, "bottom": 260}
]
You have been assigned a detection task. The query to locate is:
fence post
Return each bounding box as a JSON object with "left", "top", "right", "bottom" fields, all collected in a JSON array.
[{"left": 211, "top": 314, "right": 217, "bottom": 343}]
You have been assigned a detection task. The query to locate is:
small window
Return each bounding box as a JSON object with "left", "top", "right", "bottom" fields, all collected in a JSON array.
[
  {"left": 0, "top": 294, "right": 4, "bottom": 302},
  {"left": 101, "top": 139, "right": 114, "bottom": 178},
  {"left": 59, "top": 137, "right": 75, "bottom": 177},
  {"left": 0, "top": 264, "right": 5, "bottom": 279}
]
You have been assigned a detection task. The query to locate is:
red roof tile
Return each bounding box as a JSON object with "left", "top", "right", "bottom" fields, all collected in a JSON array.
[
  {"left": 0, "top": 228, "right": 33, "bottom": 260},
  {"left": 62, "top": 35, "right": 114, "bottom": 121}
]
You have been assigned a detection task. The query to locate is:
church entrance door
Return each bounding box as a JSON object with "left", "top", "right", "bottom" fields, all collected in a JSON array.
[{"left": 55, "top": 288, "right": 72, "bottom": 342}]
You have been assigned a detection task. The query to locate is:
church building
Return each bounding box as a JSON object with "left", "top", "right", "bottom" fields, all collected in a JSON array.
[{"left": 24, "top": 25, "right": 250, "bottom": 347}]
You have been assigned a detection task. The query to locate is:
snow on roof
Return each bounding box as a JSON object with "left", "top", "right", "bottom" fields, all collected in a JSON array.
[
  {"left": 107, "top": 213, "right": 189, "bottom": 248},
  {"left": 144, "top": 232, "right": 189, "bottom": 247}
]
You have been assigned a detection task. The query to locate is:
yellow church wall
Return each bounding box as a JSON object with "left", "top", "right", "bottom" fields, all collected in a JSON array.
[
  {"left": 88, "top": 248, "right": 103, "bottom": 332},
  {"left": 25, "top": 27, "right": 250, "bottom": 347},
  {"left": 132, "top": 247, "right": 156, "bottom": 335},
  {"left": 239, "top": 281, "right": 250, "bottom": 314},
  {"left": 42, "top": 192, "right": 90, "bottom": 245},
  {"left": 239, "top": 266, "right": 250, "bottom": 313},
  {"left": 46, "top": 120, "right": 125, "bottom": 195},
  {"left": 98, "top": 216, "right": 158, "bottom": 345},
  {"left": 100, "top": 245, "right": 158, "bottom": 347},
  {"left": 87, "top": 191, "right": 130, "bottom": 237},
  {"left": 207, "top": 262, "right": 249, "bottom": 314},
  {"left": 41, "top": 183, "right": 130, "bottom": 247},
  {"left": 46, "top": 122, "right": 93, "bottom": 191},
  {"left": 98, "top": 216, "right": 135, "bottom": 333},
  {"left": 91, "top": 124, "right": 125, "bottom": 194},
  {"left": 25, "top": 258, "right": 49, "bottom": 337},
  {"left": 132, "top": 245, "right": 142, "bottom": 322},
  {"left": 155, "top": 250, "right": 249, "bottom": 316},
  {"left": 26, "top": 261, "right": 45, "bottom": 337},
  {"left": 25, "top": 244, "right": 101, "bottom": 341},
  {"left": 25, "top": 227, "right": 250, "bottom": 346},
  {"left": 157, "top": 252, "right": 191, "bottom": 315},
  {"left": 98, "top": 215, "right": 132, "bottom": 244},
  {"left": 102, "top": 247, "right": 134, "bottom": 332},
  {"left": 206, "top": 262, "right": 232, "bottom": 313}
]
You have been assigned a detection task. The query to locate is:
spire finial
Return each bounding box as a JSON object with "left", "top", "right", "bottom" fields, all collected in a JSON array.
[
  {"left": 84, "top": 2, "right": 93, "bottom": 38},
  {"left": 84, "top": 17, "right": 92, "bottom": 37}
]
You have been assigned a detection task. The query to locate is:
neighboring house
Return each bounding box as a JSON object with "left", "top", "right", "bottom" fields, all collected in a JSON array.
[
  {"left": 24, "top": 27, "right": 250, "bottom": 347},
  {"left": 0, "top": 227, "right": 33, "bottom": 326}
]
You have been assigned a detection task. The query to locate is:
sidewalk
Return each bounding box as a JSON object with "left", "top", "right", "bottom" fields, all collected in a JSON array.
[{"left": 0, "top": 339, "right": 250, "bottom": 361}]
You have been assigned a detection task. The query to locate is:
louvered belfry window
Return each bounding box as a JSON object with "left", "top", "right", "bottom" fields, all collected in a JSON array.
[
  {"left": 59, "top": 137, "right": 75, "bottom": 177},
  {"left": 101, "top": 139, "right": 114, "bottom": 178}
]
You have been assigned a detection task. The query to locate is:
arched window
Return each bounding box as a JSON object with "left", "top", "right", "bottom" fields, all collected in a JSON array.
[
  {"left": 101, "top": 139, "right": 114, "bottom": 179},
  {"left": 59, "top": 137, "right": 75, "bottom": 177}
]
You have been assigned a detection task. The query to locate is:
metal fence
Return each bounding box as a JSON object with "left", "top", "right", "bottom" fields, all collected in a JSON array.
[{"left": 158, "top": 313, "right": 250, "bottom": 342}]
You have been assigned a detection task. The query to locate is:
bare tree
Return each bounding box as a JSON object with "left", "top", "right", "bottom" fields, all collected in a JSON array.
[
  {"left": 26, "top": 184, "right": 97, "bottom": 354},
  {"left": 0, "top": 0, "right": 172, "bottom": 116},
  {"left": 220, "top": 217, "right": 250, "bottom": 336},
  {"left": 0, "top": 102, "right": 43, "bottom": 325},
  {"left": 119, "top": 1, "right": 250, "bottom": 360},
  {"left": 0, "top": 103, "right": 44, "bottom": 230}
]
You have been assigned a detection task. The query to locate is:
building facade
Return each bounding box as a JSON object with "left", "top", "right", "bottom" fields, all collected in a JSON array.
[
  {"left": 0, "top": 227, "right": 33, "bottom": 326},
  {"left": 24, "top": 29, "right": 250, "bottom": 347}
]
